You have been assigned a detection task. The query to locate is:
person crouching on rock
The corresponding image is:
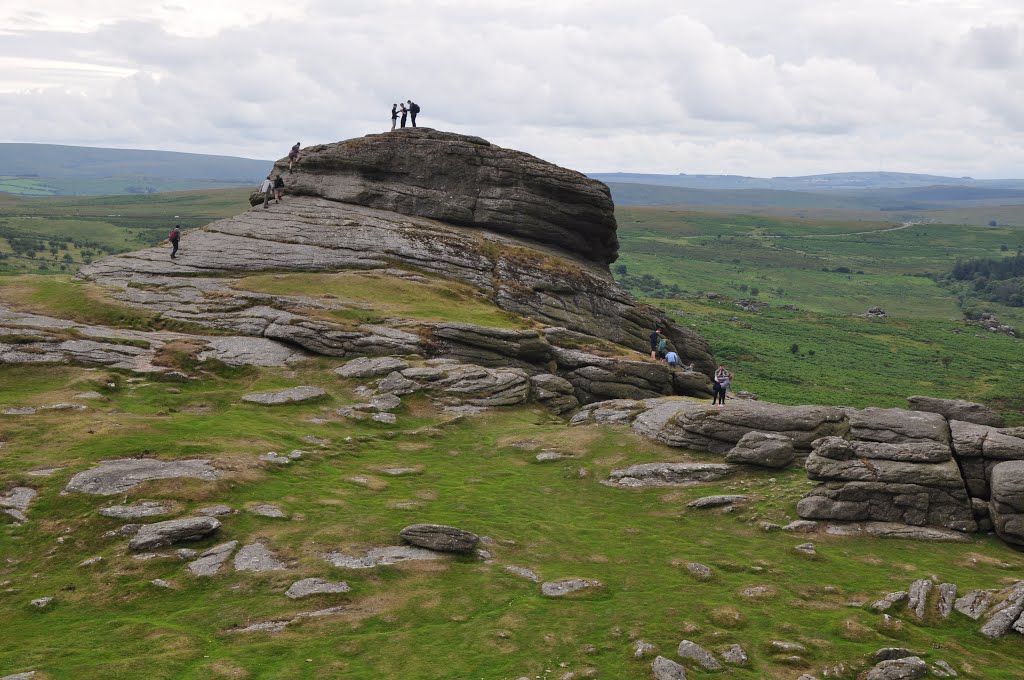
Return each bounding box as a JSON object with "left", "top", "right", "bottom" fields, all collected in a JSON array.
[
  {"left": 169, "top": 225, "right": 181, "bottom": 260},
  {"left": 712, "top": 364, "right": 732, "bottom": 405},
  {"left": 665, "top": 349, "right": 680, "bottom": 368},
  {"left": 259, "top": 175, "right": 274, "bottom": 210},
  {"left": 273, "top": 174, "right": 285, "bottom": 203}
]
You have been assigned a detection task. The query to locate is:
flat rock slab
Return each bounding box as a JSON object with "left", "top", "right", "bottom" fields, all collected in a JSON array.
[
  {"left": 400, "top": 523, "right": 480, "bottom": 553},
  {"left": 188, "top": 540, "right": 238, "bottom": 576},
  {"left": 198, "top": 336, "right": 306, "bottom": 367},
  {"left": 196, "top": 505, "right": 234, "bottom": 517},
  {"left": 863, "top": 522, "right": 971, "bottom": 543},
  {"left": 234, "top": 543, "right": 287, "bottom": 571},
  {"left": 865, "top": 656, "right": 928, "bottom": 680},
  {"left": 98, "top": 500, "right": 175, "bottom": 519},
  {"left": 335, "top": 356, "right": 410, "bottom": 378},
  {"left": 249, "top": 504, "right": 286, "bottom": 518},
  {"left": 128, "top": 517, "right": 220, "bottom": 551},
  {"left": 687, "top": 494, "right": 748, "bottom": 509},
  {"left": 285, "top": 578, "right": 352, "bottom": 599},
  {"left": 504, "top": 565, "right": 541, "bottom": 582},
  {"left": 1, "top": 487, "right": 37, "bottom": 522},
  {"left": 64, "top": 458, "right": 220, "bottom": 495},
  {"left": 541, "top": 578, "right": 603, "bottom": 597},
  {"left": 324, "top": 545, "right": 446, "bottom": 569},
  {"left": 227, "top": 605, "right": 347, "bottom": 634},
  {"left": 606, "top": 462, "right": 735, "bottom": 488},
  {"left": 1, "top": 673, "right": 38, "bottom": 680},
  {"left": 908, "top": 395, "right": 1005, "bottom": 427},
  {"left": 241, "top": 386, "right": 326, "bottom": 405}
]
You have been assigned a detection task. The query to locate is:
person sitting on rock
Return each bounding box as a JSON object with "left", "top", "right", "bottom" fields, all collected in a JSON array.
[
  {"left": 649, "top": 328, "right": 663, "bottom": 360},
  {"left": 273, "top": 174, "right": 285, "bottom": 203},
  {"left": 259, "top": 175, "right": 274, "bottom": 210},
  {"left": 288, "top": 142, "right": 300, "bottom": 172},
  {"left": 664, "top": 350, "right": 680, "bottom": 367},
  {"left": 712, "top": 364, "right": 732, "bottom": 405}
]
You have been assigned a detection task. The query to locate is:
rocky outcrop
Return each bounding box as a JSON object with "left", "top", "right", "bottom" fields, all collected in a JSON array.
[
  {"left": 275, "top": 129, "right": 619, "bottom": 265},
  {"left": 725, "top": 431, "right": 797, "bottom": 468},
  {"left": 128, "top": 517, "right": 220, "bottom": 551},
  {"left": 605, "top": 462, "right": 735, "bottom": 488},
  {"left": 989, "top": 461, "right": 1024, "bottom": 549},
  {"left": 948, "top": 420, "right": 1024, "bottom": 499},
  {"left": 908, "top": 396, "right": 1005, "bottom": 427}
]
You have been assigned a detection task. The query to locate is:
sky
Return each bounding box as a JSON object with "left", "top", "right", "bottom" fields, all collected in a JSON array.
[{"left": 1, "top": 0, "right": 1023, "bottom": 177}]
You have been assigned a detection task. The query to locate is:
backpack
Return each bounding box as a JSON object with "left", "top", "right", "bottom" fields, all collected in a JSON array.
[
  {"left": 169, "top": 229, "right": 179, "bottom": 241},
  {"left": 410, "top": 102, "right": 420, "bottom": 114},
  {"left": 657, "top": 338, "right": 668, "bottom": 353}
]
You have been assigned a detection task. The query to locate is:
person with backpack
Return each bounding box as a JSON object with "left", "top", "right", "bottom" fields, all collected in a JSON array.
[
  {"left": 259, "top": 175, "right": 274, "bottom": 210},
  {"left": 391, "top": 104, "right": 399, "bottom": 130},
  {"left": 656, "top": 335, "right": 668, "bottom": 360},
  {"left": 407, "top": 100, "right": 420, "bottom": 127},
  {"left": 273, "top": 174, "right": 285, "bottom": 203},
  {"left": 169, "top": 225, "right": 181, "bottom": 260}
]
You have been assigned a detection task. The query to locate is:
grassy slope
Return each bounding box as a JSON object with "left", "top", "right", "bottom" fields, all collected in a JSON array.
[{"left": 2, "top": 363, "right": 1023, "bottom": 679}]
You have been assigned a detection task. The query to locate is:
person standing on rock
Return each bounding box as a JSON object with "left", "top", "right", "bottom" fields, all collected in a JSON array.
[
  {"left": 712, "top": 364, "right": 731, "bottom": 405},
  {"left": 399, "top": 103, "right": 408, "bottom": 128},
  {"left": 168, "top": 225, "right": 181, "bottom": 260},
  {"left": 288, "top": 142, "right": 300, "bottom": 172},
  {"left": 273, "top": 174, "right": 285, "bottom": 203},
  {"left": 407, "top": 99, "right": 420, "bottom": 127},
  {"left": 259, "top": 175, "right": 274, "bottom": 210},
  {"left": 391, "top": 104, "right": 399, "bottom": 130},
  {"left": 649, "top": 328, "right": 664, "bottom": 360}
]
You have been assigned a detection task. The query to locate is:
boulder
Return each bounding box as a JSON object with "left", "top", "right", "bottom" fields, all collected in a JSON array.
[
  {"left": 950, "top": 421, "right": 1024, "bottom": 499},
  {"left": 569, "top": 399, "right": 650, "bottom": 426},
  {"left": 128, "top": 517, "right": 220, "bottom": 551},
  {"left": 651, "top": 656, "right": 688, "bottom": 680},
  {"left": 241, "top": 386, "right": 326, "bottom": 405},
  {"left": 907, "top": 579, "right": 932, "bottom": 620},
  {"left": 865, "top": 656, "right": 928, "bottom": 680},
  {"left": 399, "top": 523, "right": 480, "bottom": 553},
  {"left": 847, "top": 406, "right": 950, "bottom": 444},
  {"left": 64, "top": 458, "right": 220, "bottom": 495},
  {"left": 676, "top": 640, "right": 722, "bottom": 671},
  {"left": 540, "top": 578, "right": 603, "bottom": 597},
  {"left": 285, "top": 578, "right": 352, "bottom": 599},
  {"left": 937, "top": 583, "right": 957, "bottom": 618},
  {"left": 0, "top": 487, "right": 37, "bottom": 523},
  {"left": 335, "top": 356, "right": 409, "bottom": 378},
  {"left": 908, "top": 396, "right": 1004, "bottom": 427},
  {"left": 605, "top": 462, "right": 735, "bottom": 488},
  {"left": 870, "top": 591, "right": 908, "bottom": 612},
  {"left": 989, "top": 461, "right": 1024, "bottom": 548},
  {"left": 686, "top": 495, "right": 747, "bottom": 509},
  {"left": 954, "top": 589, "right": 993, "bottom": 619},
  {"left": 234, "top": 542, "right": 286, "bottom": 572},
  {"left": 529, "top": 373, "right": 579, "bottom": 414},
  {"left": 862, "top": 522, "right": 971, "bottom": 543},
  {"left": 725, "top": 431, "right": 798, "bottom": 468},
  {"left": 720, "top": 644, "right": 747, "bottom": 665},
  {"left": 979, "top": 582, "right": 1024, "bottom": 638}
]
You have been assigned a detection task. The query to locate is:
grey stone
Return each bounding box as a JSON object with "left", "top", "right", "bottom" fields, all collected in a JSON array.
[
  {"left": 74, "top": 391, "right": 106, "bottom": 400},
  {"left": 931, "top": 660, "right": 958, "bottom": 677},
  {"left": 2, "top": 407, "right": 36, "bottom": 415},
  {"left": 285, "top": 578, "right": 352, "bottom": 599},
  {"left": 769, "top": 640, "right": 807, "bottom": 653},
  {"left": 937, "top": 583, "right": 957, "bottom": 618},
  {"left": 907, "top": 579, "right": 933, "bottom": 620},
  {"left": 725, "top": 431, "right": 798, "bottom": 468},
  {"left": 249, "top": 503, "right": 286, "bottom": 518},
  {"left": 848, "top": 407, "right": 949, "bottom": 444},
  {"left": 862, "top": 522, "right": 971, "bottom": 543},
  {"left": 196, "top": 505, "right": 233, "bottom": 517},
  {"left": 870, "top": 591, "right": 908, "bottom": 612},
  {"left": 865, "top": 656, "right": 928, "bottom": 680},
  {"left": 0, "top": 673, "right": 38, "bottom": 680},
  {"left": 541, "top": 578, "right": 603, "bottom": 597},
  {"left": 64, "top": 458, "right": 219, "bottom": 495},
  {"left": 651, "top": 656, "right": 687, "bottom": 680},
  {"left": 873, "top": 648, "right": 915, "bottom": 662},
  {"left": 676, "top": 640, "right": 722, "bottom": 670},
  {"left": 0, "top": 487, "right": 37, "bottom": 523},
  {"left": 605, "top": 462, "right": 735, "bottom": 488},
  {"left": 685, "top": 562, "right": 713, "bottom": 580},
  {"left": 227, "top": 605, "right": 347, "bottom": 634},
  {"left": 633, "top": 640, "right": 657, "bottom": 658},
  {"left": 188, "top": 540, "right": 239, "bottom": 576},
  {"left": 376, "top": 371, "right": 420, "bottom": 396},
  {"left": 380, "top": 467, "right": 419, "bottom": 476},
  {"left": 980, "top": 582, "right": 1024, "bottom": 638},
  {"left": 720, "top": 644, "right": 748, "bottom": 664},
  {"left": 535, "top": 451, "right": 564, "bottom": 462},
  {"left": 954, "top": 589, "right": 993, "bottom": 619},
  {"left": 504, "top": 565, "right": 541, "bottom": 582},
  {"left": 78, "top": 556, "right": 103, "bottom": 567},
  {"left": 26, "top": 467, "right": 63, "bottom": 477},
  {"left": 241, "top": 386, "right": 326, "bottom": 405},
  {"left": 989, "top": 461, "right": 1024, "bottom": 549},
  {"left": 97, "top": 500, "right": 174, "bottom": 519},
  {"left": 198, "top": 336, "right": 306, "bottom": 367},
  {"left": 128, "top": 517, "right": 220, "bottom": 551},
  {"left": 794, "top": 543, "right": 817, "bottom": 555},
  {"left": 234, "top": 542, "right": 286, "bottom": 572},
  {"left": 371, "top": 412, "right": 396, "bottom": 424},
  {"left": 370, "top": 393, "right": 402, "bottom": 411},
  {"left": 324, "top": 545, "right": 446, "bottom": 569},
  {"left": 335, "top": 356, "right": 410, "bottom": 378},
  {"left": 176, "top": 548, "right": 198, "bottom": 559},
  {"left": 783, "top": 520, "right": 819, "bottom": 533},
  {"left": 687, "top": 494, "right": 747, "bottom": 509},
  {"left": 30, "top": 597, "right": 53, "bottom": 608},
  {"left": 151, "top": 579, "right": 173, "bottom": 589},
  {"left": 399, "top": 523, "right": 480, "bottom": 553},
  {"left": 908, "top": 396, "right": 1004, "bottom": 427}
]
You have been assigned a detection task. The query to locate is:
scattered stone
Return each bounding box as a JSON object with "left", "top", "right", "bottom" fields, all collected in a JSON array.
[
  {"left": 720, "top": 644, "right": 748, "bottom": 665},
  {"left": 932, "top": 660, "right": 958, "bottom": 677},
  {"left": 285, "top": 578, "right": 352, "bottom": 599},
  {"left": 249, "top": 504, "right": 286, "bottom": 518},
  {"left": 176, "top": 548, "right": 198, "bottom": 560},
  {"left": 241, "top": 386, "right": 326, "bottom": 405},
  {"left": 865, "top": 656, "right": 928, "bottom": 680},
  {"left": 26, "top": 467, "right": 63, "bottom": 477},
  {"left": 0, "top": 487, "right": 37, "bottom": 523},
  {"left": 97, "top": 500, "right": 174, "bottom": 519},
  {"left": 74, "top": 391, "right": 106, "bottom": 400},
  {"left": 760, "top": 522, "right": 781, "bottom": 532},
  {"left": 0, "top": 672, "right": 38, "bottom": 680},
  {"left": 954, "top": 589, "right": 993, "bottom": 619},
  {"left": 725, "top": 431, "right": 798, "bottom": 468},
  {"left": 651, "top": 656, "right": 687, "bottom": 680},
  {"left": 633, "top": 640, "right": 657, "bottom": 658},
  {"left": 399, "top": 523, "right": 480, "bottom": 553},
  {"left": 505, "top": 565, "right": 541, "bottom": 582},
  {"left": 260, "top": 451, "right": 295, "bottom": 465},
  {"left": 676, "top": 640, "right": 722, "bottom": 671},
  {"left": 151, "top": 579, "right": 173, "bottom": 589},
  {"left": 380, "top": 467, "right": 420, "bottom": 476},
  {"left": 685, "top": 563, "right": 713, "bottom": 580},
  {"left": 187, "top": 540, "right": 238, "bottom": 576},
  {"left": 783, "top": 520, "right": 819, "bottom": 533},
  {"left": 937, "top": 583, "right": 957, "bottom": 618},
  {"left": 794, "top": 543, "right": 817, "bottom": 556},
  {"left": 234, "top": 542, "right": 286, "bottom": 572},
  {"left": 862, "top": 522, "right": 971, "bottom": 543},
  {"left": 907, "top": 579, "right": 932, "bottom": 620},
  {"left": 195, "top": 505, "right": 233, "bottom": 517},
  {"left": 535, "top": 451, "right": 564, "bottom": 462},
  {"left": 541, "top": 579, "right": 603, "bottom": 598},
  {"left": 863, "top": 306, "right": 888, "bottom": 318},
  {"left": 874, "top": 648, "right": 915, "bottom": 662},
  {"left": 372, "top": 412, "right": 397, "bottom": 424},
  {"left": 335, "top": 356, "right": 410, "bottom": 378},
  {"left": 740, "top": 585, "right": 775, "bottom": 599},
  {"left": 30, "top": 597, "right": 53, "bottom": 608},
  {"left": 605, "top": 462, "right": 735, "bottom": 488},
  {"left": 40, "top": 403, "right": 87, "bottom": 411},
  {"left": 64, "top": 458, "right": 220, "bottom": 495},
  {"left": 78, "top": 556, "right": 103, "bottom": 567},
  {"left": 376, "top": 371, "right": 420, "bottom": 396},
  {"left": 979, "top": 582, "right": 1024, "bottom": 638},
  {"left": 1, "top": 407, "right": 36, "bottom": 415},
  {"left": 769, "top": 641, "right": 807, "bottom": 654},
  {"left": 128, "top": 517, "right": 220, "bottom": 551},
  {"left": 302, "top": 435, "right": 330, "bottom": 447},
  {"left": 686, "top": 494, "right": 747, "bottom": 509},
  {"left": 324, "top": 545, "right": 445, "bottom": 569},
  {"left": 227, "top": 605, "right": 347, "bottom": 634}
]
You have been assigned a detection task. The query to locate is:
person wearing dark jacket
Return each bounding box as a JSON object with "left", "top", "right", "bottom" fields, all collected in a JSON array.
[
  {"left": 169, "top": 225, "right": 181, "bottom": 259},
  {"left": 273, "top": 175, "right": 285, "bottom": 203},
  {"left": 391, "top": 104, "right": 399, "bottom": 130},
  {"left": 399, "top": 103, "right": 408, "bottom": 128},
  {"left": 649, "top": 328, "right": 663, "bottom": 360},
  {"left": 407, "top": 100, "right": 420, "bottom": 127}
]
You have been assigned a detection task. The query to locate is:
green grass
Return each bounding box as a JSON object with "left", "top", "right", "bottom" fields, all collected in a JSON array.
[{"left": 2, "top": 363, "right": 1023, "bottom": 679}]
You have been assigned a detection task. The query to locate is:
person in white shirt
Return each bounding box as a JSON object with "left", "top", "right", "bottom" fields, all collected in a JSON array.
[{"left": 258, "top": 175, "right": 273, "bottom": 210}]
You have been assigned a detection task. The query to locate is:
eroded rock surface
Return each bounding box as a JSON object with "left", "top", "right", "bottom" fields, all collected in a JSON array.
[
  {"left": 605, "top": 462, "right": 735, "bottom": 488},
  {"left": 541, "top": 578, "right": 603, "bottom": 597},
  {"left": 725, "top": 431, "right": 798, "bottom": 468},
  {"left": 399, "top": 523, "right": 480, "bottom": 553},
  {"left": 64, "top": 458, "right": 220, "bottom": 496},
  {"left": 128, "top": 517, "right": 220, "bottom": 551},
  {"left": 908, "top": 396, "right": 1005, "bottom": 427},
  {"left": 988, "top": 461, "right": 1024, "bottom": 548},
  {"left": 324, "top": 546, "right": 445, "bottom": 569},
  {"left": 241, "top": 386, "right": 326, "bottom": 405},
  {"left": 285, "top": 578, "right": 352, "bottom": 599}
]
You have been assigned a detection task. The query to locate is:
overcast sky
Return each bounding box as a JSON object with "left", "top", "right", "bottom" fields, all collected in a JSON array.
[{"left": 2, "top": 0, "right": 1023, "bottom": 177}]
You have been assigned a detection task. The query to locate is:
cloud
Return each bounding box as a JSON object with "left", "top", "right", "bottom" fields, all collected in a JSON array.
[{"left": 1, "top": 0, "right": 1023, "bottom": 176}]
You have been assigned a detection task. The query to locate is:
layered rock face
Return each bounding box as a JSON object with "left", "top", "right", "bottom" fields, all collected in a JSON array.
[
  {"left": 78, "top": 132, "right": 715, "bottom": 402},
  {"left": 573, "top": 396, "right": 1024, "bottom": 543},
  {"left": 274, "top": 129, "right": 619, "bottom": 266}
]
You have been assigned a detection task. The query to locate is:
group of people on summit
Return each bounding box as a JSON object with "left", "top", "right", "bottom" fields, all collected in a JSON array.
[
  {"left": 391, "top": 100, "right": 420, "bottom": 129},
  {"left": 651, "top": 327, "right": 734, "bottom": 405}
]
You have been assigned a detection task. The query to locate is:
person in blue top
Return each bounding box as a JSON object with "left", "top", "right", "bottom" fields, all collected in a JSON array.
[{"left": 664, "top": 350, "right": 680, "bottom": 367}]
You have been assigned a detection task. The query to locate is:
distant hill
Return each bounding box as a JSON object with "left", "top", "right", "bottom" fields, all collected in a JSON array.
[
  {"left": 0, "top": 143, "right": 273, "bottom": 196},
  {"left": 590, "top": 170, "right": 1024, "bottom": 192}
]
